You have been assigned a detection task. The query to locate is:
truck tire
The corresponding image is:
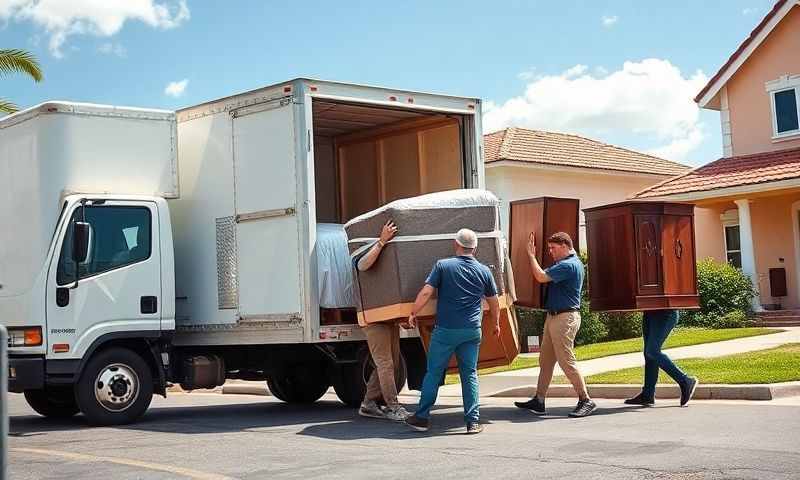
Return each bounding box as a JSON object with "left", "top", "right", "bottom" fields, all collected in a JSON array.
[
  {"left": 267, "top": 364, "right": 329, "bottom": 404},
  {"left": 333, "top": 348, "right": 407, "bottom": 408},
  {"left": 75, "top": 347, "right": 153, "bottom": 426},
  {"left": 23, "top": 387, "right": 79, "bottom": 418}
]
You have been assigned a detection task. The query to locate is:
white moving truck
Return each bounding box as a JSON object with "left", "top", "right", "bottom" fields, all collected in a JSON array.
[{"left": 1, "top": 79, "right": 485, "bottom": 425}]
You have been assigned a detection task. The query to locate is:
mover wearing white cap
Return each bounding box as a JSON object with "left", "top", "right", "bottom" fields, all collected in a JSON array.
[{"left": 455, "top": 228, "right": 478, "bottom": 250}]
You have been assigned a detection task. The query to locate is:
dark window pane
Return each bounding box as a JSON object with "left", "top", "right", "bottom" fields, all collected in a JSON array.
[
  {"left": 727, "top": 252, "right": 742, "bottom": 269},
  {"left": 57, "top": 206, "right": 152, "bottom": 285},
  {"left": 775, "top": 89, "right": 799, "bottom": 133},
  {"left": 725, "top": 225, "right": 740, "bottom": 251}
]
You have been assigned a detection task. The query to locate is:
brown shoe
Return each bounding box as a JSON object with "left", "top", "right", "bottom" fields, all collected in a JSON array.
[{"left": 405, "top": 414, "right": 430, "bottom": 432}]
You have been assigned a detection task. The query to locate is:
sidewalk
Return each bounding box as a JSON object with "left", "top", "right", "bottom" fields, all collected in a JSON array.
[{"left": 435, "top": 327, "right": 800, "bottom": 397}]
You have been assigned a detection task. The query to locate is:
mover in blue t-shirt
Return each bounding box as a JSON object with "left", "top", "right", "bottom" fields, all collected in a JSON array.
[
  {"left": 404, "top": 229, "right": 500, "bottom": 434},
  {"left": 514, "top": 232, "right": 597, "bottom": 419}
]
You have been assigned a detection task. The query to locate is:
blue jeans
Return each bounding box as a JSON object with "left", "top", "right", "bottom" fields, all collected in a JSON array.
[
  {"left": 415, "top": 326, "right": 481, "bottom": 423},
  {"left": 642, "top": 310, "right": 689, "bottom": 399}
]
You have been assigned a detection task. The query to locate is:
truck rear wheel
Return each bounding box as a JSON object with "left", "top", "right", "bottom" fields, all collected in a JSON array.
[
  {"left": 75, "top": 347, "right": 153, "bottom": 425},
  {"left": 267, "top": 364, "right": 329, "bottom": 404},
  {"left": 23, "top": 387, "right": 79, "bottom": 418},
  {"left": 333, "top": 347, "right": 407, "bottom": 408}
]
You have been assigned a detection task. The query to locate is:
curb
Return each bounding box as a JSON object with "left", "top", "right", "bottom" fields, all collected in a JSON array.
[{"left": 489, "top": 381, "right": 800, "bottom": 401}]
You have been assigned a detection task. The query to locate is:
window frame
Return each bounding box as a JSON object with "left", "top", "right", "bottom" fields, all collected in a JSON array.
[
  {"left": 56, "top": 204, "right": 154, "bottom": 286},
  {"left": 767, "top": 75, "right": 800, "bottom": 140}
]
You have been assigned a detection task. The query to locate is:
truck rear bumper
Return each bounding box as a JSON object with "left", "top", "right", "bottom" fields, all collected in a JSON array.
[{"left": 8, "top": 356, "right": 45, "bottom": 393}]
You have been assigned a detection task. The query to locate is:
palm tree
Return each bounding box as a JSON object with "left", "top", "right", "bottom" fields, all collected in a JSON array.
[{"left": 1, "top": 49, "right": 43, "bottom": 114}]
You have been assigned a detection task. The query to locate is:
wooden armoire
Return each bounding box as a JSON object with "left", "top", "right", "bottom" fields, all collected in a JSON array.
[
  {"left": 583, "top": 201, "right": 700, "bottom": 312},
  {"left": 509, "top": 197, "right": 580, "bottom": 309}
]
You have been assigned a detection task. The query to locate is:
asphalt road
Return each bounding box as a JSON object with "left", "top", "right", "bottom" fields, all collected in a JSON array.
[{"left": 6, "top": 391, "right": 800, "bottom": 480}]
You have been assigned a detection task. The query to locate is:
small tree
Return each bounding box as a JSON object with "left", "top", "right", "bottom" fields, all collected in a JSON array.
[{"left": 1, "top": 49, "right": 43, "bottom": 113}]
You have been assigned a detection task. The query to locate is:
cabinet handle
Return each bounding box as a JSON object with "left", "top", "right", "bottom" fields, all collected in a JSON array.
[{"left": 674, "top": 239, "right": 683, "bottom": 259}]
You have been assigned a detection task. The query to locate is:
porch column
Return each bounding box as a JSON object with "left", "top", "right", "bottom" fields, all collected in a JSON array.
[{"left": 734, "top": 199, "right": 762, "bottom": 311}]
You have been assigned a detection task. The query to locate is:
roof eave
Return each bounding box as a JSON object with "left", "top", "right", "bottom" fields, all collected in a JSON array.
[
  {"left": 632, "top": 177, "right": 800, "bottom": 202},
  {"left": 486, "top": 159, "right": 686, "bottom": 179}
]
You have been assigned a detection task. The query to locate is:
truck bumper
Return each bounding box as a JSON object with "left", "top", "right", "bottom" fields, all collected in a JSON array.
[{"left": 8, "top": 356, "right": 45, "bottom": 393}]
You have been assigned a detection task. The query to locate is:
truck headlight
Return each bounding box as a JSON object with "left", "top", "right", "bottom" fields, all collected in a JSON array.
[{"left": 8, "top": 327, "right": 43, "bottom": 347}]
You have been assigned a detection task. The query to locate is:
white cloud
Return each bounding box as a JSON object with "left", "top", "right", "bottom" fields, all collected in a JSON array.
[
  {"left": 98, "top": 42, "right": 126, "bottom": 57},
  {"left": 483, "top": 59, "right": 710, "bottom": 162},
  {"left": 601, "top": 15, "right": 619, "bottom": 27},
  {"left": 517, "top": 68, "right": 537, "bottom": 81},
  {"left": 0, "top": 0, "right": 190, "bottom": 58},
  {"left": 742, "top": 7, "right": 758, "bottom": 15},
  {"left": 164, "top": 78, "right": 188, "bottom": 97}
]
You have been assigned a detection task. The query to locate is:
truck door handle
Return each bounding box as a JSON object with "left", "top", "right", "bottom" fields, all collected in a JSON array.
[{"left": 140, "top": 296, "right": 158, "bottom": 314}]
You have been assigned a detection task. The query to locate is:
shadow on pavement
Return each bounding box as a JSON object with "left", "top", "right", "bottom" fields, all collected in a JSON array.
[
  {"left": 298, "top": 404, "right": 640, "bottom": 440},
  {"left": 9, "top": 397, "right": 642, "bottom": 438}
]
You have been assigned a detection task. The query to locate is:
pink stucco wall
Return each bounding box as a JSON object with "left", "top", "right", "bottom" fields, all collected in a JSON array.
[
  {"left": 727, "top": 5, "right": 800, "bottom": 156},
  {"left": 749, "top": 193, "right": 800, "bottom": 308}
]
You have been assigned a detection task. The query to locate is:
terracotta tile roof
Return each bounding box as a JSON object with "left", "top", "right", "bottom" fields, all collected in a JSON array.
[
  {"left": 633, "top": 146, "right": 800, "bottom": 199},
  {"left": 484, "top": 127, "right": 690, "bottom": 176},
  {"left": 695, "top": 0, "right": 789, "bottom": 103}
]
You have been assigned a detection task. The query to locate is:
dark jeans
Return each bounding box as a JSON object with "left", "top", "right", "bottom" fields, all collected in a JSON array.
[{"left": 642, "top": 310, "right": 689, "bottom": 399}]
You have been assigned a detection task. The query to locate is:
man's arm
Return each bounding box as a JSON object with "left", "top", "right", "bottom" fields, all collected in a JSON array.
[
  {"left": 356, "top": 220, "right": 397, "bottom": 272},
  {"left": 486, "top": 294, "right": 501, "bottom": 336},
  {"left": 407, "top": 284, "right": 435, "bottom": 328},
  {"left": 527, "top": 233, "right": 552, "bottom": 283}
]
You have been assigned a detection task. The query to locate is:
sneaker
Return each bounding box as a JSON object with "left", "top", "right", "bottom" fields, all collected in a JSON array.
[
  {"left": 569, "top": 399, "right": 597, "bottom": 418},
  {"left": 680, "top": 377, "right": 698, "bottom": 407},
  {"left": 405, "top": 414, "right": 430, "bottom": 432},
  {"left": 624, "top": 392, "right": 655, "bottom": 407},
  {"left": 358, "top": 400, "right": 386, "bottom": 419},
  {"left": 466, "top": 422, "right": 483, "bottom": 434},
  {"left": 384, "top": 405, "right": 411, "bottom": 422},
  {"left": 514, "top": 396, "right": 546, "bottom": 415}
]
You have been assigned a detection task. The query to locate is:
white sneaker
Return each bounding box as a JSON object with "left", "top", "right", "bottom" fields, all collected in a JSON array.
[
  {"left": 384, "top": 405, "right": 411, "bottom": 422},
  {"left": 358, "top": 400, "right": 386, "bottom": 419}
]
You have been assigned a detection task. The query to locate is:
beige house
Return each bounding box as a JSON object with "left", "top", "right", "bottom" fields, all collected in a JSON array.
[
  {"left": 484, "top": 127, "right": 720, "bottom": 255},
  {"left": 633, "top": 0, "right": 800, "bottom": 316}
]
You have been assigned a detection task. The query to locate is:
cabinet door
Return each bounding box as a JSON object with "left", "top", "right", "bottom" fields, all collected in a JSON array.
[
  {"left": 634, "top": 214, "right": 663, "bottom": 295},
  {"left": 662, "top": 214, "right": 697, "bottom": 295},
  {"left": 509, "top": 200, "right": 545, "bottom": 308}
]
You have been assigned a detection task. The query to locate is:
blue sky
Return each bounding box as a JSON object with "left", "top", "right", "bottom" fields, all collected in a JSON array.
[{"left": 0, "top": 0, "right": 779, "bottom": 166}]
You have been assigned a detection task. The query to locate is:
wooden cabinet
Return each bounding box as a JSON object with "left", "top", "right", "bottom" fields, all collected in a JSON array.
[
  {"left": 509, "top": 197, "right": 580, "bottom": 309},
  {"left": 584, "top": 201, "right": 699, "bottom": 312}
]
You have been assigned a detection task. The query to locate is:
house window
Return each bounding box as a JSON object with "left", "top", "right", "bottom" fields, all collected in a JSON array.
[
  {"left": 724, "top": 224, "right": 742, "bottom": 269},
  {"left": 767, "top": 75, "right": 800, "bottom": 138}
]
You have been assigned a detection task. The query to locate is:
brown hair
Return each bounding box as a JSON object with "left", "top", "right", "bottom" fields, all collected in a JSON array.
[{"left": 547, "top": 232, "right": 573, "bottom": 249}]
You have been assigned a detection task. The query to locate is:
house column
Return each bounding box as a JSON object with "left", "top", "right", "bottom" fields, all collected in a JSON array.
[{"left": 734, "top": 199, "right": 762, "bottom": 311}]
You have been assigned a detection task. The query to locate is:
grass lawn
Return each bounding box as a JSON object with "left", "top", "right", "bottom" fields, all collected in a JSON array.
[
  {"left": 575, "top": 343, "right": 800, "bottom": 385},
  {"left": 444, "top": 327, "right": 780, "bottom": 385}
]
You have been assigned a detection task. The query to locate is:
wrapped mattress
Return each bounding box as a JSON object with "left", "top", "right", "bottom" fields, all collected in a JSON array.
[
  {"left": 316, "top": 223, "right": 356, "bottom": 308},
  {"left": 345, "top": 189, "right": 509, "bottom": 325}
]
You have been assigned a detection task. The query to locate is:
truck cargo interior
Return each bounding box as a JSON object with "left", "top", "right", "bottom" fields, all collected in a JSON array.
[
  {"left": 311, "top": 99, "right": 470, "bottom": 224},
  {"left": 311, "top": 99, "right": 472, "bottom": 324}
]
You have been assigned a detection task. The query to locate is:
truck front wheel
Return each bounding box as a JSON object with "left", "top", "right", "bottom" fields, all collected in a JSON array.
[
  {"left": 23, "top": 387, "right": 79, "bottom": 418},
  {"left": 75, "top": 347, "right": 154, "bottom": 425}
]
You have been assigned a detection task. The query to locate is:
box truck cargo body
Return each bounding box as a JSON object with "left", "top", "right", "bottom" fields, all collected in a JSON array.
[{"left": 1, "top": 79, "right": 487, "bottom": 424}]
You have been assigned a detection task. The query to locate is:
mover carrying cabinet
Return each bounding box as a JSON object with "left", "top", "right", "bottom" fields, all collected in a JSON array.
[
  {"left": 509, "top": 197, "right": 580, "bottom": 309},
  {"left": 345, "top": 189, "right": 519, "bottom": 370},
  {"left": 583, "top": 201, "right": 700, "bottom": 312}
]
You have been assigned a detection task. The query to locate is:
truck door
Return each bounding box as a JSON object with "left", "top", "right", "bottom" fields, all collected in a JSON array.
[
  {"left": 46, "top": 200, "right": 162, "bottom": 359},
  {"left": 231, "top": 100, "right": 303, "bottom": 321}
]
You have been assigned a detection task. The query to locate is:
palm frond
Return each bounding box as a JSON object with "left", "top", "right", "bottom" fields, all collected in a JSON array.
[
  {"left": 0, "top": 98, "right": 19, "bottom": 114},
  {"left": 0, "top": 49, "right": 43, "bottom": 82}
]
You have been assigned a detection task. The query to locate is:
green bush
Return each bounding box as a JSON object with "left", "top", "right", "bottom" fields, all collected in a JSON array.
[
  {"left": 682, "top": 259, "right": 757, "bottom": 328},
  {"left": 515, "top": 306, "right": 545, "bottom": 337},
  {"left": 601, "top": 311, "right": 643, "bottom": 341}
]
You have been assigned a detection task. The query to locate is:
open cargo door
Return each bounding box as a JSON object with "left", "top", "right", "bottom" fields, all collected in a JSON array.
[{"left": 231, "top": 100, "right": 303, "bottom": 321}]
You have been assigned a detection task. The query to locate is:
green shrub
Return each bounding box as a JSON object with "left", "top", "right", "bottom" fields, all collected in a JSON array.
[
  {"left": 601, "top": 311, "right": 643, "bottom": 340},
  {"left": 682, "top": 259, "right": 756, "bottom": 328},
  {"left": 515, "top": 306, "right": 545, "bottom": 337}
]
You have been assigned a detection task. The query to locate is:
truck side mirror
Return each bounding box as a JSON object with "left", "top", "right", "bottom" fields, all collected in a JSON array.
[{"left": 72, "top": 221, "right": 91, "bottom": 264}]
